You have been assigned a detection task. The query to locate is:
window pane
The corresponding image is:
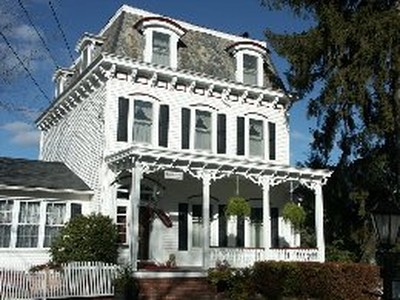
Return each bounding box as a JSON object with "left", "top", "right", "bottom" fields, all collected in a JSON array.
[
  {"left": 116, "top": 205, "right": 127, "bottom": 244},
  {"left": 44, "top": 203, "right": 66, "bottom": 247},
  {"left": 192, "top": 205, "right": 202, "bottom": 248},
  {"left": 0, "top": 200, "right": 13, "bottom": 247},
  {"left": 152, "top": 32, "right": 170, "bottom": 66},
  {"left": 249, "top": 119, "right": 264, "bottom": 157},
  {"left": 133, "top": 100, "right": 153, "bottom": 143},
  {"left": 243, "top": 54, "right": 258, "bottom": 85},
  {"left": 195, "top": 110, "right": 211, "bottom": 150},
  {"left": 17, "top": 202, "right": 40, "bottom": 248}
]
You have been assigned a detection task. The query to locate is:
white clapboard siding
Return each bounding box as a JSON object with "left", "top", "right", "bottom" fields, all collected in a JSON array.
[{"left": 0, "top": 261, "right": 117, "bottom": 299}]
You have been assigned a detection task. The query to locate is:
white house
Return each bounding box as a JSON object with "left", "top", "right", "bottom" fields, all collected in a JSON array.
[{"left": 1, "top": 5, "right": 332, "bottom": 270}]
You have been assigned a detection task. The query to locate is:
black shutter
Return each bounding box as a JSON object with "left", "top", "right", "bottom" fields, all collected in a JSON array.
[
  {"left": 218, "top": 205, "right": 227, "bottom": 247},
  {"left": 117, "top": 97, "right": 129, "bottom": 142},
  {"left": 181, "top": 108, "right": 191, "bottom": 149},
  {"left": 271, "top": 207, "right": 279, "bottom": 248},
  {"left": 237, "top": 117, "right": 245, "bottom": 155},
  {"left": 71, "top": 203, "right": 82, "bottom": 219},
  {"left": 236, "top": 216, "right": 245, "bottom": 247},
  {"left": 269, "top": 122, "right": 276, "bottom": 160},
  {"left": 159, "top": 104, "right": 169, "bottom": 147},
  {"left": 178, "top": 203, "right": 188, "bottom": 250},
  {"left": 217, "top": 114, "right": 226, "bottom": 154}
]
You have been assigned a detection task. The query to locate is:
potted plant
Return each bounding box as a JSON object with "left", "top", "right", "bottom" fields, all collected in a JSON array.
[
  {"left": 113, "top": 265, "right": 139, "bottom": 300},
  {"left": 225, "top": 196, "right": 251, "bottom": 218},
  {"left": 282, "top": 202, "right": 306, "bottom": 233}
]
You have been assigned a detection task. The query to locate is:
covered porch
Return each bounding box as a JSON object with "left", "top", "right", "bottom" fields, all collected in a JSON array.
[{"left": 104, "top": 145, "right": 332, "bottom": 270}]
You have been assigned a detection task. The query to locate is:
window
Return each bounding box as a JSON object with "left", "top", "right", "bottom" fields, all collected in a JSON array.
[
  {"left": 195, "top": 110, "right": 212, "bottom": 150},
  {"left": 250, "top": 208, "right": 263, "bottom": 248},
  {"left": 192, "top": 205, "right": 202, "bottom": 248},
  {"left": 152, "top": 32, "right": 170, "bottom": 66},
  {"left": 116, "top": 206, "right": 127, "bottom": 244},
  {"left": 17, "top": 202, "right": 40, "bottom": 248},
  {"left": 0, "top": 200, "right": 13, "bottom": 247},
  {"left": 133, "top": 100, "right": 153, "bottom": 143},
  {"left": 44, "top": 203, "right": 66, "bottom": 247},
  {"left": 0, "top": 200, "right": 80, "bottom": 249},
  {"left": 249, "top": 119, "right": 264, "bottom": 157},
  {"left": 243, "top": 54, "right": 258, "bottom": 85}
]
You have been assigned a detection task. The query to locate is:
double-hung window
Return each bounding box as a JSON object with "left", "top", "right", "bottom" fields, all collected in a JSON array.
[
  {"left": 44, "top": 203, "right": 66, "bottom": 247},
  {"left": 249, "top": 119, "right": 264, "bottom": 157},
  {"left": 133, "top": 100, "right": 153, "bottom": 144},
  {"left": 17, "top": 201, "right": 40, "bottom": 248},
  {"left": 0, "top": 199, "right": 13, "bottom": 247},
  {"left": 195, "top": 110, "right": 212, "bottom": 151},
  {"left": 243, "top": 54, "right": 258, "bottom": 85},
  {"left": 152, "top": 32, "right": 170, "bottom": 66}
]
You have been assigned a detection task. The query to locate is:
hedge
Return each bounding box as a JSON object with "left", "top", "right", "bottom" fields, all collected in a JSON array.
[
  {"left": 209, "top": 261, "right": 380, "bottom": 300},
  {"left": 252, "top": 261, "right": 380, "bottom": 300}
]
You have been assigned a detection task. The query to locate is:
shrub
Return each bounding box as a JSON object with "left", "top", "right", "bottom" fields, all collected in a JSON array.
[
  {"left": 225, "top": 196, "right": 251, "bottom": 218},
  {"left": 50, "top": 213, "right": 119, "bottom": 264},
  {"left": 252, "top": 261, "right": 380, "bottom": 299}
]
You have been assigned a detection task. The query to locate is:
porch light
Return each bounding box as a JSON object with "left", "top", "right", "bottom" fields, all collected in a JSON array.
[
  {"left": 371, "top": 200, "right": 400, "bottom": 249},
  {"left": 371, "top": 199, "right": 400, "bottom": 300}
]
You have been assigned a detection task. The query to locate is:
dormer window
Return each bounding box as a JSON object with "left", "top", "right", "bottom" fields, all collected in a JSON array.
[
  {"left": 227, "top": 41, "right": 268, "bottom": 87},
  {"left": 135, "top": 17, "right": 186, "bottom": 69},
  {"left": 53, "top": 68, "right": 74, "bottom": 98},
  {"left": 152, "top": 32, "right": 170, "bottom": 66},
  {"left": 243, "top": 54, "right": 258, "bottom": 85},
  {"left": 76, "top": 33, "right": 104, "bottom": 72}
]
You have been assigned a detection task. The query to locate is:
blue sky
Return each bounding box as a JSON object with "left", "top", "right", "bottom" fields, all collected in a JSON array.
[{"left": 0, "top": 0, "right": 316, "bottom": 164}]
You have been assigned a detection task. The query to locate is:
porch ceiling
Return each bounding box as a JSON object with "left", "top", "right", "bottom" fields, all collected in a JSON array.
[{"left": 105, "top": 145, "right": 332, "bottom": 185}]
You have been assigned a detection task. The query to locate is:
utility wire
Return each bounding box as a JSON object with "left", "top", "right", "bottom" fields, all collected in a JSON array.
[
  {"left": 0, "top": 30, "right": 51, "bottom": 103},
  {"left": 17, "top": 0, "right": 59, "bottom": 69},
  {"left": 48, "top": 0, "right": 74, "bottom": 63}
]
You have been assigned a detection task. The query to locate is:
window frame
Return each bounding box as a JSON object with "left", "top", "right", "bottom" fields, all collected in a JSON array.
[
  {"left": 233, "top": 48, "right": 264, "bottom": 87},
  {"left": 0, "top": 198, "right": 80, "bottom": 249}
]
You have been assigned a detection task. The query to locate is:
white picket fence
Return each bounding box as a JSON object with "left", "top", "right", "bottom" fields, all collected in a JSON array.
[{"left": 0, "top": 261, "right": 117, "bottom": 300}]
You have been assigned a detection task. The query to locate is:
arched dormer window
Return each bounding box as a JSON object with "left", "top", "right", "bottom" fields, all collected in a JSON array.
[
  {"left": 226, "top": 41, "right": 269, "bottom": 87},
  {"left": 76, "top": 33, "right": 104, "bottom": 72},
  {"left": 134, "top": 17, "right": 186, "bottom": 69},
  {"left": 53, "top": 68, "right": 74, "bottom": 97}
]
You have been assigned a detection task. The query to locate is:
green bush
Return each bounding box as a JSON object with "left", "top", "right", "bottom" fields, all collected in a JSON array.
[
  {"left": 225, "top": 196, "right": 251, "bottom": 218},
  {"left": 50, "top": 213, "right": 119, "bottom": 264},
  {"left": 252, "top": 261, "right": 380, "bottom": 299},
  {"left": 282, "top": 202, "right": 306, "bottom": 232}
]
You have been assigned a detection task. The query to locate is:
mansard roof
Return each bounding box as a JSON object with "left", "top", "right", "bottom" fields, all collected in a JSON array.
[
  {"left": 0, "top": 157, "right": 91, "bottom": 193},
  {"left": 98, "top": 5, "right": 282, "bottom": 89}
]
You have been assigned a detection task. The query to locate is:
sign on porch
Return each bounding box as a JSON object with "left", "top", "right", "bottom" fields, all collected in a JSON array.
[{"left": 164, "top": 170, "right": 184, "bottom": 180}]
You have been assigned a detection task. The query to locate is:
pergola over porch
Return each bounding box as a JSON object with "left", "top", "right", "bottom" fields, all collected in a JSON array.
[{"left": 105, "top": 145, "right": 333, "bottom": 269}]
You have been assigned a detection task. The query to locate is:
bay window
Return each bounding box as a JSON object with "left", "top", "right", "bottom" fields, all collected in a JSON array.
[{"left": 195, "top": 110, "right": 212, "bottom": 150}]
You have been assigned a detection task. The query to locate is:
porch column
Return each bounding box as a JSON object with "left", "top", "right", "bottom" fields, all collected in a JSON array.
[
  {"left": 314, "top": 182, "right": 325, "bottom": 262},
  {"left": 129, "top": 163, "right": 142, "bottom": 270},
  {"left": 261, "top": 176, "right": 272, "bottom": 258},
  {"left": 202, "top": 171, "right": 211, "bottom": 268}
]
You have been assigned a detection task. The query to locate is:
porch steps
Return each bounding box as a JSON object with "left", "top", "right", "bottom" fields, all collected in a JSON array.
[{"left": 139, "top": 277, "right": 215, "bottom": 300}]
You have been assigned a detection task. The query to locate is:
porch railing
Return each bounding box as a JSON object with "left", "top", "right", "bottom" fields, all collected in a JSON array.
[
  {"left": 0, "top": 261, "right": 117, "bottom": 299},
  {"left": 267, "top": 248, "right": 320, "bottom": 262},
  {"left": 209, "top": 247, "right": 265, "bottom": 268}
]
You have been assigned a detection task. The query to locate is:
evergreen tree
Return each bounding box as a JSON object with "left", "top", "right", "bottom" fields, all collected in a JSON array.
[{"left": 262, "top": 0, "right": 400, "bottom": 260}]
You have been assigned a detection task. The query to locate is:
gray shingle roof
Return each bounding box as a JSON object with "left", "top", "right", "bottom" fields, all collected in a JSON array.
[{"left": 0, "top": 157, "right": 91, "bottom": 191}]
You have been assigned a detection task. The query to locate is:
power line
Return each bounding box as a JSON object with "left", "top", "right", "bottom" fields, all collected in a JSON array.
[
  {"left": 0, "top": 30, "right": 51, "bottom": 103},
  {"left": 17, "top": 0, "right": 59, "bottom": 70},
  {"left": 48, "top": 0, "right": 74, "bottom": 63}
]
